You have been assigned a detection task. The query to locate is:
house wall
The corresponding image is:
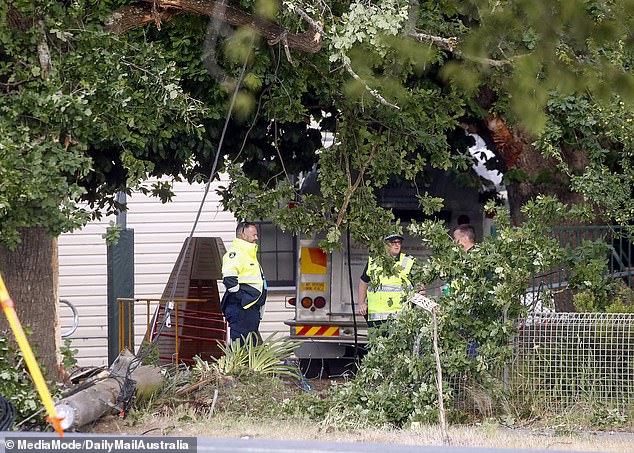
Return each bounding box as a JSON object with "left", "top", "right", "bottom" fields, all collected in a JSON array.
[{"left": 58, "top": 179, "right": 292, "bottom": 367}]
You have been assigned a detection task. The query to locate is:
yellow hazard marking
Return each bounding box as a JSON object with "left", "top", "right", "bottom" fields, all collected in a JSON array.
[
  {"left": 306, "top": 326, "right": 321, "bottom": 336},
  {"left": 0, "top": 275, "right": 64, "bottom": 437},
  {"left": 295, "top": 325, "right": 340, "bottom": 336},
  {"left": 300, "top": 247, "right": 327, "bottom": 274},
  {"left": 300, "top": 282, "right": 327, "bottom": 292}
]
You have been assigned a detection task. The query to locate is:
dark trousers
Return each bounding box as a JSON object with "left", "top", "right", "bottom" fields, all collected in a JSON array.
[
  {"left": 224, "top": 303, "right": 261, "bottom": 345},
  {"left": 366, "top": 319, "right": 392, "bottom": 340}
]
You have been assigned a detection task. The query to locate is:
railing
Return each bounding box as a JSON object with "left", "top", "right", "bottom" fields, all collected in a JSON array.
[
  {"left": 524, "top": 226, "right": 633, "bottom": 310},
  {"left": 117, "top": 298, "right": 227, "bottom": 364}
]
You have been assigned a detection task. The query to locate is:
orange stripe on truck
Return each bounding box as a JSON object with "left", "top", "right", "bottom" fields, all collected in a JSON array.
[{"left": 295, "top": 325, "right": 340, "bottom": 336}]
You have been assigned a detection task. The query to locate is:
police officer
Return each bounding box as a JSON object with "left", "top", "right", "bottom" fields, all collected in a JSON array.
[
  {"left": 221, "top": 222, "right": 267, "bottom": 345},
  {"left": 357, "top": 234, "right": 415, "bottom": 328}
]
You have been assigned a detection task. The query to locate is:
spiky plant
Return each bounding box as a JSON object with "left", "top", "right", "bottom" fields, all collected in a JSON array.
[{"left": 212, "top": 333, "right": 300, "bottom": 379}]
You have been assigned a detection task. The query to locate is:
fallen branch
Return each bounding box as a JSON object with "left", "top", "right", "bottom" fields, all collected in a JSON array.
[
  {"left": 175, "top": 376, "right": 213, "bottom": 397},
  {"left": 411, "top": 294, "right": 451, "bottom": 445}
]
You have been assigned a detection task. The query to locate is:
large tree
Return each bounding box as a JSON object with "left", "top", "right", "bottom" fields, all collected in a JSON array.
[
  {"left": 2, "top": 0, "right": 634, "bottom": 377},
  {"left": 196, "top": 0, "right": 634, "bottom": 243},
  {"left": 0, "top": 1, "right": 209, "bottom": 375}
]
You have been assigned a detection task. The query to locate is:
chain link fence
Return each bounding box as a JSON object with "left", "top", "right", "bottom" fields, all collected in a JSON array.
[{"left": 444, "top": 226, "right": 634, "bottom": 414}]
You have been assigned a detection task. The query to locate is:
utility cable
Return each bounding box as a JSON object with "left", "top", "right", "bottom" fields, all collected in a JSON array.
[
  {"left": 0, "top": 394, "right": 15, "bottom": 431},
  {"left": 136, "top": 33, "right": 255, "bottom": 365},
  {"left": 346, "top": 228, "right": 360, "bottom": 360},
  {"left": 155, "top": 38, "right": 254, "bottom": 346},
  {"left": 113, "top": 31, "right": 255, "bottom": 419}
]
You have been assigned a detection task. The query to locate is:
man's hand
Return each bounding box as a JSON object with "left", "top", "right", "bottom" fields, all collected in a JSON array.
[{"left": 357, "top": 280, "right": 369, "bottom": 316}]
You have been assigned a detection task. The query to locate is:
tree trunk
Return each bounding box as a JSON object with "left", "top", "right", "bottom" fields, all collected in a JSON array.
[
  {"left": 479, "top": 114, "right": 587, "bottom": 225},
  {"left": 0, "top": 227, "right": 60, "bottom": 380}
]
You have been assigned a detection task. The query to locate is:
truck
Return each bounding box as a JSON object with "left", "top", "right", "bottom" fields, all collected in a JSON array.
[
  {"left": 284, "top": 231, "right": 435, "bottom": 376},
  {"left": 283, "top": 170, "right": 488, "bottom": 376}
]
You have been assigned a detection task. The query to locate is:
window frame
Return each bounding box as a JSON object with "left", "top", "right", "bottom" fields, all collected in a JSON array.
[{"left": 253, "top": 220, "right": 297, "bottom": 288}]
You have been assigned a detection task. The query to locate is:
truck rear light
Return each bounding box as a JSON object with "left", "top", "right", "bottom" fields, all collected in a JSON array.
[
  {"left": 314, "top": 296, "right": 326, "bottom": 308},
  {"left": 301, "top": 297, "right": 313, "bottom": 308},
  {"left": 288, "top": 297, "right": 296, "bottom": 306}
]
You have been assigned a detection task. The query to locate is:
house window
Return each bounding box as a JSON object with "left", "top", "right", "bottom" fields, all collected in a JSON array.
[{"left": 254, "top": 221, "right": 296, "bottom": 287}]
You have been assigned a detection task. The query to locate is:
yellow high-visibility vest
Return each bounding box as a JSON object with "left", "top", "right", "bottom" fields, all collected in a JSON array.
[
  {"left": 222, "top": 238, "right": 265, "bottom": 309},
  {"left": 366, "top": 253, "right": 414, "bottom": 320}
]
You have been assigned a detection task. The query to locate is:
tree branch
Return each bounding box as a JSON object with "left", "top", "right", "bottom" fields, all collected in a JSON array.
[
  {"left": 292, "top": 6, "right": 325, "bottom": 38},
  {"left": 106, "top": 0, "right": 323, "bottom": 54},
  {"left": 344, "top": 62, "right": 400, "bottom": 110},
  {"left": 336, "top": 143, "right": 380, "bottom": 226},
  {"left": 37, "top": 20, "right": 52, "bottom": 80},
  {"left": 409, "top": 31, "right": 512, "bottom": 68},
  {"left": 6, "top": 4, "right": 33, "bottom": 31},
  {"left": 409, "top": 32, "right": 458, "bottom": 52},
  {"left": 0, "top": 79, "right": 35, "bottom": 92}
]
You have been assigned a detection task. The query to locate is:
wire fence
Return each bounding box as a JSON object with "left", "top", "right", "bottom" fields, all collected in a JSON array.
[
  {"left": 445, "top": 226, "right": 634, "bottom": 414},
  {"left": 509, "top": 312, "right": 634, "bottom": 411}
]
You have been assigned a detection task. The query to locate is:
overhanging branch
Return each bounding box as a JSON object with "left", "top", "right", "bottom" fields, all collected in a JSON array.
[
  {"left": 409, "top": 31, "right": 512, "bottom": 68},
  {"left": 106, "top": 0, "right": 323, "bottom": 54},
  {"left": 409, "top": 32, "right": 458, "bottom": 52},
  {"left": 344, "top": 62, "right": 400, "bottom": 110}
]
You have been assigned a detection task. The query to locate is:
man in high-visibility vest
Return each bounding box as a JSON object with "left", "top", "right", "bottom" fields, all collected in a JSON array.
[
  {"left": 221, "top": 222, "right": 267, "bottom": 344},
  {"left": 357, "top": 234, "right": 415, "bottom": 328}
]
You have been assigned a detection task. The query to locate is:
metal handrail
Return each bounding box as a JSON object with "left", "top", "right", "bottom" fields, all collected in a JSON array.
[{"left": 117, "top": 297, "right": 209, "bottom": 363}]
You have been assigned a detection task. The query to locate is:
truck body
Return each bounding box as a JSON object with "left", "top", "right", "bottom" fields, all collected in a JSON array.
[
  {"left": 284, "top": 232, "right": 433, "bottom": 361},
  {"left": 284, "top": 172, "right": 487, "bottom": 365}
]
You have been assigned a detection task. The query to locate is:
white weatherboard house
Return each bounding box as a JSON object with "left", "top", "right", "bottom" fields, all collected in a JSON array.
[{"left": 58, "top": 179, "right": 294, "bottom": 367}]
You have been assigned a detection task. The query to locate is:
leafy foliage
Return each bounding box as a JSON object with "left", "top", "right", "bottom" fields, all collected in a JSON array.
[
  {"left": 0, "top": 334, "right": 58, "bottom": 424},
  {"left": 536, "top": 94, "right": 634, "bottom": 225},
  {"left": 0, "top": 1, "right": 207, "bottom": 248},
  {"left": 213, "top": 0, "right": 634, "bottom": 255},
  {"left": 322, "top": 196, "right": 614, "bottom": 427},
  {"left": 575, "top": 281, "right": 634, "bottom": 313},
  {"left": 59, "top": 338, "right": 78, "bottom": 371},
  {"left": 3, "top": 0, "right": 634, "bottom": 247},
  {"left": 3, "top": 2, "right": 634, "bottom": 429},
  {"left": 195, "top": 333, "right": 300, "bottom": 379}
]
